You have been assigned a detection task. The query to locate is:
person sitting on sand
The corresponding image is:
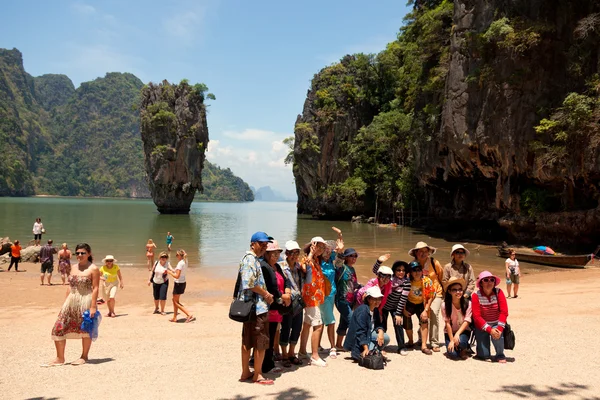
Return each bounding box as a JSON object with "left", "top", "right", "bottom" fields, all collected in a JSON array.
[
  {"left": 148, "top": 251, "right": 170, "bottom": 315},
  {"left": 403, "top": 261, "right": 435, "bottom": 355},
  {"left": 57, "top": 243, "right": 72, "bottom": 285},
  {"left": 166, "top": 249, "right": 194, "bottom": 323},
  {"left": 443, "top": 244, "right": 476, "bottom": 298},
  {"left": 343, "top": 286, "right": 390, "bottom": 362},
  {"left": 372, "top": 254, "right": 411, "bottom": 355},
  {"left": 145, "top": 239, "right": 157, "bottom": 271},
  {"left": 45, "top": 243, "right": 100, "bottom": 367},
  {"left": 8, "top": 240, "right": 21, "bottom": 272},
  {"left": 334, "top": 247, "right": 360, "bottom": 351},
  {"left": 472, "top": 271, "right": 509, "bottom": 363},
  {"left": 99, "top": 255, "right": 124, "bottom": 318},
  {"left": 442, "top": 277, "right": 472, "bottom": 360}
]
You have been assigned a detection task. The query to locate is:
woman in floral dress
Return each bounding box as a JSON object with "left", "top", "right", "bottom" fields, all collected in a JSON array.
[{"left": 44, "top": 243, "right": 100, "bottom": 366}]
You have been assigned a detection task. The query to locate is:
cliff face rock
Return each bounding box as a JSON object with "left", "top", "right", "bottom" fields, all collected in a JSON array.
[
  {"left": 34, "top": 74, "right": 75, "bottom": 111},
  {"left": 420, "top": 0, "right": 600, "bottom": 245},
  {"left": 293, "top": 55, "right": 378, "bottom": 217},
  {"left": 140, "top": 80, "right": 209, "bottom": 214}
]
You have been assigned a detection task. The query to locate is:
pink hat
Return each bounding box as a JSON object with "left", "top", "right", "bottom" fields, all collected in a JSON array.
[
  {"left": 476, "top": 270, "right": 500, "bottom": 288},
  {"left": 266, "top": 240, "right": 283, "bottom": 252}
]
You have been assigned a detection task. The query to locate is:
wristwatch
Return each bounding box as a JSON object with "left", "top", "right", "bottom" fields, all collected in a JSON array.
[{"left": 276, "top": 298, "right": 283, "bottom": 305}]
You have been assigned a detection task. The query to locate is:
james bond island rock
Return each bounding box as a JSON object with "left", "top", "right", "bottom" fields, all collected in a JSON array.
[
  {"left": 140, "top": 80, "right": 210, "bottom": 214},
  {"left": 292, "top": 0, "right": 600, "bottom": 246}
]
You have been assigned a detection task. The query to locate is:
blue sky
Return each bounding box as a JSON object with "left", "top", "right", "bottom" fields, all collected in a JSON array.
[{"left": 1, "top": 0, "right": 410, "bottom": 199}]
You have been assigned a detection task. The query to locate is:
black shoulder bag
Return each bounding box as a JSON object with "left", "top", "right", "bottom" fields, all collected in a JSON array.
[
  {"left": 229, "top": 260, "right": 258, "bottom": 323},
  {"left": 359, "top": 349, "right": 386, "bottom": 370},
  {"left": 495, "top": 288, "right": 515, "bottom": 350}
]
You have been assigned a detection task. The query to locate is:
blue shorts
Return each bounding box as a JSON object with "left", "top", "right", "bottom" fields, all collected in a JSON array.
[{"left": 319, "top": 296, "right": 336, "bottom": 326}]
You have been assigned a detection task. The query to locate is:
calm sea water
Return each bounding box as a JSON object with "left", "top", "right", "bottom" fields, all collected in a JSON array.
[{"left": 0, "top": 197, "right": 551, "bottom": 279}]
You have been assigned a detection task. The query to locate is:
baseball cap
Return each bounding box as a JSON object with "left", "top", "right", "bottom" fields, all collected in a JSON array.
[{"left": 250, "top": 231, "right": 273, "bottom": 243}]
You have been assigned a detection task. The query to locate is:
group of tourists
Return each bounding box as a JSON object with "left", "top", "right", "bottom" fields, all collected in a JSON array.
[{"left": 236, "top": 229, "right": 512, "bottom": 385}]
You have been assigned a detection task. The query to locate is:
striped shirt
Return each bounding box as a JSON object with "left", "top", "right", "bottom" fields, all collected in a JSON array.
[
  {"left": 472, "top": 288, "right": 508, "bottom": 333},
  {"left": 372, "top": 260, "right": 411, "bottom": 315}
]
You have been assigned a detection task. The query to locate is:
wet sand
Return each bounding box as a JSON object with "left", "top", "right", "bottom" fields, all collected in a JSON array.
[{"left": 1, "top": 262, "right": 599, "bottom": 399}]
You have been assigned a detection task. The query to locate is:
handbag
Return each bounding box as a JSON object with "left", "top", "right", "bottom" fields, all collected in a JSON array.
[
  {"left": 503, "top": 323, "right": 515, "bottom": 350},
  {"left": 359, "top": 349, "right": 386, "bottom": 370},
  {"left": 228, "top": 266, "right": 257, "bottom": 323},
  {"left": 291, "top": 294, "right": 306, "bottom": 316}
]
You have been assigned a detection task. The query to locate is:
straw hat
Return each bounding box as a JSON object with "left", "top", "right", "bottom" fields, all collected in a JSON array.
[
  {"left": 443, "top": 276, "right": 466, "bottom": 292},
  {"left": 408, "top": 241, "right": 437, "bottom": 257},
  {"left": 102, "top": 255, "right": 117, "bottom": 263},
  {"left": 451, "top": 244, "right": 470, "bottom": 257}
]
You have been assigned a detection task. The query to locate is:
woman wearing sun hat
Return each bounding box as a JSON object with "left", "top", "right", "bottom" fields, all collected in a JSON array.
[
  {"left": 343, "top": 286, "right": 390, "bottom": 362},
  {"left": 99, "top": 255, "right": 124, "bottom": 317},
  {"left": 356, "top": 265, "right": 393, "bottom": 311},
  {"left": 409, "top": 241, "right": 444, "bottom": 352},
  {"left": 471, "top": 271, "right": 509, "bottom": 363},
  {"left": 443, "top": 244, "right": 476, "bottom": 298},
  {"left": 442, "top": 277, "right": 472, "bottom": 360}
]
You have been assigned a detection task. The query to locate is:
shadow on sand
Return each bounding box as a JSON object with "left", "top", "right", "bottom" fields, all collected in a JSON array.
[{"left": 492, "top": 382, "right": 600, "bottom": 399}]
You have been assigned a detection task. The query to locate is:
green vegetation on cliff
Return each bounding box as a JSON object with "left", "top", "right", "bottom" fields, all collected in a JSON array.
[{"left": 197, "top": 161, "right": 254, "bottom": 201}]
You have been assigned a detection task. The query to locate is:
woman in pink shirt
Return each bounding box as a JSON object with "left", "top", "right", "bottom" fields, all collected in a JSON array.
[
  {"left": 442, "top": 277, "right": 472, "bottom": 360},
  {"left": 471, "top": 271, "right": 508, "bottom": 363}
]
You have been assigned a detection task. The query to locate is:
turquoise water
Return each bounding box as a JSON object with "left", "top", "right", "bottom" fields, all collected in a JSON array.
[{"left": 0, "top": 197, "right": 542, "bottom": 277}]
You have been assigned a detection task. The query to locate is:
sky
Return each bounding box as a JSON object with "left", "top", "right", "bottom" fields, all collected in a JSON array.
[{"left": 0, "top": 0, "right": 411, "bottom": 199}]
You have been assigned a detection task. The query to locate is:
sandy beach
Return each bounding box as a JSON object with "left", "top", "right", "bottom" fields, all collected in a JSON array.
[{"left": 1, "top": 262, "right": 599, "bottom": 400}]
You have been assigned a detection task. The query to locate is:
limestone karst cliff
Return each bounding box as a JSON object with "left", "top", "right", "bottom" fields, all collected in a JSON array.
[
  {"left": 292, "top": 0, "right": 600, "bottom": 246},
  {"left": 140, "top": 80, "right": 209, "bottom": 214}
]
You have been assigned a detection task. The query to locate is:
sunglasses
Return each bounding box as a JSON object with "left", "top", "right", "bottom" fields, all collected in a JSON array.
[
  {"left": 481, "top": 277, "right": 495, "bottom": 283},
  {"left": 454, "top": 251, "right": 466, "bottom": 255},
  {"left": 411, "top": 268, "right": 422, "bottom": 273},
  {"left": 450, "top": 288, "right": 464, "bottom": 293},
  {"left": 106, "top": 260, "right": 114, "bottom": 262},
  {"left": 75, "top": 252, "right": 87, "bottom": 256},
  {"left": 347, "top": 254, "right": 358, "bottom": 258}
]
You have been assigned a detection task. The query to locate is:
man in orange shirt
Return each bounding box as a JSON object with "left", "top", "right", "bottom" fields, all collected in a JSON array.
[{"left": 8, "top": 240, "right": 22, "bottom": 271}]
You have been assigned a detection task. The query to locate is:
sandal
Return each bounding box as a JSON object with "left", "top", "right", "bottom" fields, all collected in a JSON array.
[
  {"left": 254, "top": 378, "right": 274, "bottom": 385},
  {"left": 185, "top": 315, "right": 196, "bottom": 323},
  {"left": 289, "top": 356, "right": 303, "bottom": 365},
  {"left": 329, "top": 348, "right": 337, "bottom": 359},
  {"left": 421, "top": 348, "right": 433, "bottom": 355},
  {"left": 432, "top": 346, "right": 440, "bottom": 352},
  {"left": 281, "top": 358, "right": 292, "bottom": 368}
]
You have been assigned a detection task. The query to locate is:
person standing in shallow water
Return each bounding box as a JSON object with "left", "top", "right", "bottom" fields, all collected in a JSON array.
[
  {"left": 166, "top": 232, "right": 174, "bottom": 252},
  {"left": 45, "top": 243, "right": 101, "bottom": 367}
]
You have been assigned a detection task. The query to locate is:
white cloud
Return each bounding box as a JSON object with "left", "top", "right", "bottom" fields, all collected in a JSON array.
[
  {"left": 163, "top": 9, "right": 206, "bottom": 42},
  {"left": 71, "top": 3, "right": 96, "bottom": 15},
  {"left": 206, "top": 131, "right": 296, "bottom": 198}
]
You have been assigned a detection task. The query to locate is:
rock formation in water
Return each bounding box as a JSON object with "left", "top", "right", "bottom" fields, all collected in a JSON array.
[
  {"left": 292, "top": 0, "right": 600, "bottom": 246},
  {"left": 140, "top": 80, "right": 209, "bottom": 214}
]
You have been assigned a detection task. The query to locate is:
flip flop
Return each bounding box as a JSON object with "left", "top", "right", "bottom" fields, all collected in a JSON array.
[
  {"left": 40, "top": 362, "right": 65, "bottom": 367},
  {"left": 185, "top": 315, "right": 196, "bottom": 323},
  {"left": 254, "top": 378, "right": 274, "bottom": 385}
]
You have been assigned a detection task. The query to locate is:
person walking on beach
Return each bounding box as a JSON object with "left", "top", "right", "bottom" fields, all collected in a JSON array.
[
  {"left": 99, "top": 255, "right": 124, "bottom": 317},
  {"left": 443, "top": 244, "right": 476, "bottom": 298},
  {"left": 33, "top": 218, "right": 44, "bottom": 246},
  {"left": 45, "top": 243, "right": 101, "bottom": 367},
  {"left": 40, "top": 239, "right": 57, "bottom": 286},
  {"left": 298, "top": 237, "right": 328, "bottom": 367},
  {"left": 145, "top": 239, "right": 157, "bottom": 271},
  {"left": 238, "top": 232, "right": 274, "bottom": 385},
  {"left": 8, "top": 240, "right": 22, "bottom": 272},
  {"left": 166, "top": 232, "right": 174, "bottom": 251},
  {"left": 148, "top": 251, "right": 170, "bottom": 315},
  {"left": 410, "top": 241, "right": 444, "bottom": 352},
  {"left": 166, "top": 249, "right": 194, "bottom": 323},
  {"left": 505, "top": 250, "right": 520, "bottom": 298},
  {"left": 57, "top": 243, "right": 72, "bottom": 285}
]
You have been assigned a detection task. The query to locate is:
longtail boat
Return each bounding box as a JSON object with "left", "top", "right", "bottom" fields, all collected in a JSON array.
[{"left": 497, "top": 246, "right": 600, "bottom": 269}]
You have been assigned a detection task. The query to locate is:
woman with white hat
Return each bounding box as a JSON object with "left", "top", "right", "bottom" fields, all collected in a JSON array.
[
  {"left": 409, "top": 241, "right": 444, "bottom": 352},
  {"left": 280, "top": 240, "right": 305, "bottom": 366},
  {"left": 343, "top": 286, "right": 390, "bottom": 362},
  {"left": 442, "top": 244, "right": 476, "bottom": 298},
  {"left": 442, "top": 277, "right": 472, "bottom": 360},
  {"left": 472, "top": 271, "right": 509, "bottom": 363},
  {"left": 99, "top": 255, "right": 124, "bottom": 317}
]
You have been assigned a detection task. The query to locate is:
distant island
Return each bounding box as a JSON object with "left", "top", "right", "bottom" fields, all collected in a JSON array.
[
  {"left": 251, "top": 186, "right": 296, "bottom": 202},
  {"left": 0, "top": 48, "right": 253, "bottom": 202}
]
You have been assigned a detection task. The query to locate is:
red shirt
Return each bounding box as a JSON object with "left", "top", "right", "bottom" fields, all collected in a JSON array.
[{"left": 472, "top": 288, "right": 508, "bottom": 333}]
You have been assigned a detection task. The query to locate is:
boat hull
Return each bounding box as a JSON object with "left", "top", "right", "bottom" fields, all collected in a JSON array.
[{"left": 497, "top": 248, "right": 590, "bottom": 269}]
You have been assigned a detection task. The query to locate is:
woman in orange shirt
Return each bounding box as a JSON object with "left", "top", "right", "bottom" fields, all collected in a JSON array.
[{"left": 8, "top": 240, "right": 22, "bottom": 271}]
